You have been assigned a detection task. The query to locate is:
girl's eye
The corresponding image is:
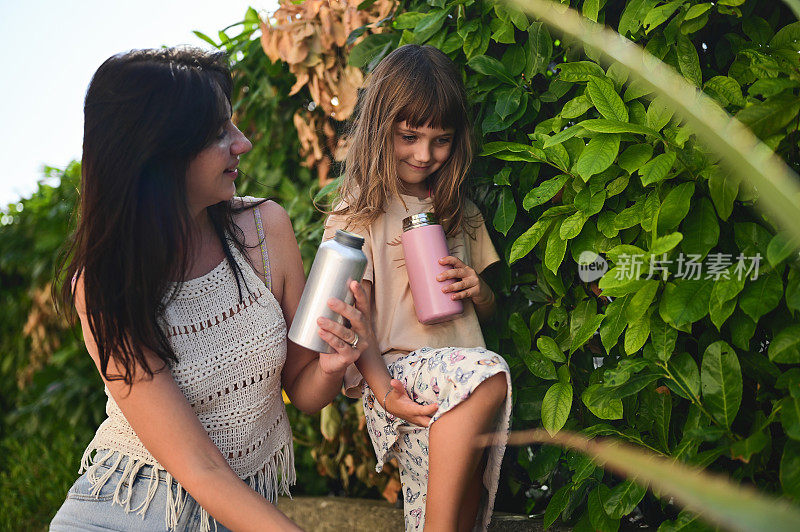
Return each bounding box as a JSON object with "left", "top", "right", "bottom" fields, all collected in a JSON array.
[
  {"left": 216, "top": 129, "right": 228, "bottom": 140},
  {"left": 436, "top": 137, "right": 452, "bottom": 145},
  {"left": 402, "top": 135, "right": 416, "bottom": 142}
]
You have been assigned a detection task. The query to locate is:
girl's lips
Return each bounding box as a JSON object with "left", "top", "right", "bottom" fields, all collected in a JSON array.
[
  {"left": 406, "top": 161, "right": 430, "bottom": 171},
  {"left": 224, "top": 168, "right": 238, "bottom": 178}
]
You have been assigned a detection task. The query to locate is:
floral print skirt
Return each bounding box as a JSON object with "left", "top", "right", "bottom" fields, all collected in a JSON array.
[{"left": 362, "top": 346, "right": 512, "bottom": 531}]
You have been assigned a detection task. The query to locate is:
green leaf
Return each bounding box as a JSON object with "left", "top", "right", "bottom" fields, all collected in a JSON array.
[
  {"left": 625, "top": 281, "right": 658, "bottom": 324},
  {"left": 544, "top": 485, "right": 571, "bottom": 529},
  {"left": 701, "top": 341, "right": 742, "bottom": 428},
  {"left": 510, "top": 218, "right": 554, "bottom": 264},
  {"left": 705, "top": 167, "right": 738, "bottom": 222},
  {"left": 657, "top": 182, "right": 695, "bottom": 234},
  {"left": 589, "top": 487, "right": 621, "bottom": 532},
  {"left": 562, "top": 94, "right": 594, "bottom": 119},
  {"left": 523, "top": 175, "right": 569, "bottom": 209},
  {"left": 348, "top": 33, "right": 397, "bottom": 68},
  {"left": 543, "top": 124, "right": 586, "bottom": 148},
  {"left": 770, "top": 20, "right": 800, "bottom": 49},
  {"left": 495, "top": 87, "right": 523, "bottom": 119},
  {"left": 668, "top": 352, "right": 701, "bottom": 401},
  {"left": 602, "top": 480, "right": 647, "bottom": 519},
  {"left": 557, "top": 61, "right": 605, "bottom": 82},
  {"left": 739, "top": 270, "right": 784, "bottom": 323},
  {"left": 619, "top": 0, "right": 659, "bottom": 37},
  {"left": 530, "top": 306, "right": 547, "bottom": 337},
  {"left": 538, "top": 335, "right": 566, "bottom": 363},
  {"left": 509, "top": 312, "right": 531, "bottom": 352},
  {"left": 676, "top": 34, "right": 702, "bottom": 86},
  {"left": 787, "top": 269, "right": 800, "bottom": 313},
  {"left": 767, "top": 232, "right": 798, "bottom": 268},
  {"left": 490, "top": 17, "right": 516, "bottom": 44},
  {"left": 413, "top": 10, "right": 449, "bottom": 42},
  {"left": 560, "top": 211, "right": 588, "bottom": 240},
  {"left": 736, "top": 93, "right": 800, "bottom": 139},
  {"left": 660, "top": 279, "right": 713, "bottom": 327},
  {"left": 545, "top": 225, "right": 568, "bottom": 274},
  {"left": 467, "top": 55, "right": 516, "bottom": 85},
  {"left": 650, "top": 313, "right": 678, "bottom": 362},
  {"left": 645, "top": 96, "right": 675, "bottom": 132},
  {"left": 571, "top": 314, "right": 605, "bottom": 355},
  {"left": 710, "top": 297, "right": 737, "bottom": 331},
  {"left": 681, "top": 198, "right": 719, "bottom": 259},
  {"left": 601, "top": 294, "right": 632, "bottom": 353},
  {"left": 542, "top": 382, "right": 573, "bottom": 436},
  {"left": 684, "top": 3, "right": 712, "bottom": 20},
  {"left": 625, "top": 312, "right": 651, "bottom": 354},
  {"left": 781, "top": 440, "right": 800, "bottom": 499},
  {"left": 769, "top": 325, "right": 800, "bottom": 364},
  {"left": 521, "top": 350, "right": 558, "bottom": 380},
  {"left": 493, "top": 187, "right": 517, "bottom": 236},
  {"left": 394, "top": 12, "right": 426, "bottom": 29},
  {"left": 575, "top": 134, "right": 621, "bottom": 181},
  {"left": 730, "top": 430, "right": 768, "bottom": 463},
  {"left": 704, "top": 76, "right": 746, "bottom": 107},
  {"left": 643, "top": 0, "right": 685, "bottom": 33},
  {"left": 618, "top": 144, "right": 654, "bottom": 174},
  {"left": 782, "top": 398, "right": 800, "bottom": 441},
  {"left": 639, "top": 152, "right": 677, "bottom": 187},
  {"left": 650, "top": 232, "right": 683, "bottom": 256},
  {"left": 583, "top": 385, "right": 624, "bottom": 420},
  {"left": 579, "top": 118, "right": 658, "bottom": 136},
  {"left": 526, "top": 22, "right": 553, "bottom": 77},
  {"left": 587, "top": 77, "right": 629, "bottom": 122}
]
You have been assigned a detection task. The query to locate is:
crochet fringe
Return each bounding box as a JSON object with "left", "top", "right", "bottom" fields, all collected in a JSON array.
[{"left": 80, "top": 444, "right": 296, "bottom": 532}]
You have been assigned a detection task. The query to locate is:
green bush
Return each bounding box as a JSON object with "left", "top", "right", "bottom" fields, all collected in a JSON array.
[{"left": 343, "top": 0, "right": 800, "bottom": 527}]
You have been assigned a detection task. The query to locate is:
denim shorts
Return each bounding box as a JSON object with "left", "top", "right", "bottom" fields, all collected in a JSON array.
[{"left": 50, "top": 452, "right": 234, "bottom": 531}]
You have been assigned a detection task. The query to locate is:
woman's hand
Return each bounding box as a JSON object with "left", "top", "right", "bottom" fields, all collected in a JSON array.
[
  {"left": 383, "top": 379, "right": 439, "bottom": 427},
  {"left": 316, "top": 280, "right": 376, "bottom": 376},
  {"left": 437, "top": 256, "right": 493, "bottom": 306}
]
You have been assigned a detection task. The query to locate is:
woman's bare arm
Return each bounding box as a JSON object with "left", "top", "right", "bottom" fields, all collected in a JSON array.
[{"left": 74, "top": 276, "right": 301, "bottom": 532}]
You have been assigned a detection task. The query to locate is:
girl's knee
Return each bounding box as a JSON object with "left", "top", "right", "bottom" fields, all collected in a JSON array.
[{"left": 476, "top": 373, "right": 507, "bottom": 407}]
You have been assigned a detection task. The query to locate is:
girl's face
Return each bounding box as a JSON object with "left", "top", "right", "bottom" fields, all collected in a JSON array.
[
  {"left": 393, "top": 121, "right": 454, "bottom": 198},
  {"left": 185, "top": 119, "right": 252, "bottom": 216}
]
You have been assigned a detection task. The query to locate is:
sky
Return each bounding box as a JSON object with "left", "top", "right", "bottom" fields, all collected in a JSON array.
[{"left": 0, "top": 0, "right": 278, "bottom": 208}]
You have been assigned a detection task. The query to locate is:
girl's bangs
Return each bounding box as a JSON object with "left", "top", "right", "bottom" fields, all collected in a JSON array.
[{"left": 395, "top": 82, "right": 463, "bottom": 131}]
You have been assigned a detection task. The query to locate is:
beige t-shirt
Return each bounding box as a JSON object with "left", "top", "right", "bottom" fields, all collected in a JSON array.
[{"left": 323, "top": 194, "right": 501, "bottom": 397}]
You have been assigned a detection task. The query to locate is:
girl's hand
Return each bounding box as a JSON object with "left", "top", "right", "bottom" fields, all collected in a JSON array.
[
  {"left": 383, "top": 379, "right": 439, "bottom": 427},
  {"left": 437, "top": 256, "right": 493, "bottom": 306},
  {"left": 316, "top": 280, "right": 377, "bottom": 376}
]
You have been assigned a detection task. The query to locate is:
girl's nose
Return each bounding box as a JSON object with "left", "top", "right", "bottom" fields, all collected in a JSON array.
[
  {"left": 232, "top": 126, "right": 252, "bottom": 155},
  {"left": 414, "top": 142, "right": 432, "bottom": 163}
]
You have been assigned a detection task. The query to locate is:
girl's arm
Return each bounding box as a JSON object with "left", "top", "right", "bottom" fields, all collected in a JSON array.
[
  {"left": 73, "top": 277, "right": 301, "bottom": 532},
  {"left": 261, "top": 202, "right": 359, "bottom": 414},
  {"left": 319, "top": 280, "right": 438, "bottom": 427},
  {"left": 438, "top": 256, "right": 496, "bottom": 321}
]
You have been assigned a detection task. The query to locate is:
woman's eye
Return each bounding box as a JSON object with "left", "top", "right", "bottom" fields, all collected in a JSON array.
[{"left": 216, "top": 129, "right": 228, "bottom": 140}]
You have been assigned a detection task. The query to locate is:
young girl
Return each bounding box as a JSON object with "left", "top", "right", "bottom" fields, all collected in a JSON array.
[
  {"left": 50, "top": 47, "right": 372, "bottom": 532},
  {"left": 321, "top": 44, "right": 512, "bottom": 531}
]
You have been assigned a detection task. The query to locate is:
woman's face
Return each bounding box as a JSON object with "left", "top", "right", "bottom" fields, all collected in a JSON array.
[
  {"left": 185, "top": 118, "right": 252, "bottom": 215},
  {"left": 393, "top": 121, "right": 454, "bottom": 199}
]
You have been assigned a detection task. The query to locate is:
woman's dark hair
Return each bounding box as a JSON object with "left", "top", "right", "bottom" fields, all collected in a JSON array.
[{"left": 57, "top": 47, "right": 260, "bottom": 385}]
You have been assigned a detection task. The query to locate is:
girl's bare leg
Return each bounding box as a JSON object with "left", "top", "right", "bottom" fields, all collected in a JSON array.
[{"left": 423, "top": 373, "right": 507, "bottom": 532}]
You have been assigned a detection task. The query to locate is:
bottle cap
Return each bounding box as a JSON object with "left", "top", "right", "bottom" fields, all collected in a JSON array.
[
  {"left": 334, "top": 229, "right": 365, "bottom": 248},
  {"left": 402, "top": 212, "right": 439, "bottom": 232}
]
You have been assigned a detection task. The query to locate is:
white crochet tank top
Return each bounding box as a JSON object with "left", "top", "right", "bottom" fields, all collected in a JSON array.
[{"left": 79, "top": 234, "right": 295, "bottom": 531}]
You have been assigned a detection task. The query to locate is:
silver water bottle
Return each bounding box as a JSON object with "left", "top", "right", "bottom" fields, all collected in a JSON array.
[{"left": 288, "top": 229, "right": 368, "bottom": 353}]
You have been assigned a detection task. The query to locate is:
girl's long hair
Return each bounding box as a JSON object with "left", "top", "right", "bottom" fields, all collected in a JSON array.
[
  {"left": 336, "top": 44, "right": 473, "bottom": 236},
  {"left": 57, "top": 47, "right": 261, "bottom": 385}
]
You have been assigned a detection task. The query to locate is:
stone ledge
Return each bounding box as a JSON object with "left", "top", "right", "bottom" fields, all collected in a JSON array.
[{"left": 277, "top": 496, "right": 552, "bottom": 531}]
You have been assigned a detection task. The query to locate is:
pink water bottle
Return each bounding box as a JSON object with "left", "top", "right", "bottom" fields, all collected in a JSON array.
[{"left": 401, "top": 212, "right": 464, "bottom": 324}]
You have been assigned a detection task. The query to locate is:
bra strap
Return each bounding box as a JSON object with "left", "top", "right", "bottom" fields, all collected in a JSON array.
[{"left": 252, "top": 205, "right": 272, "bottom": 291}]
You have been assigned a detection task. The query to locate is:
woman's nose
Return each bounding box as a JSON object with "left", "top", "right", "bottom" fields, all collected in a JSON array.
[{"left": 232, "top": 126, "right": 252, "bottom": 155}]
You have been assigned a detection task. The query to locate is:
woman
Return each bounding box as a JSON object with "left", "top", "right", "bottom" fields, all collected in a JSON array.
[{"left": 49, "top": 47, "right": 379, "bottom": 531}]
